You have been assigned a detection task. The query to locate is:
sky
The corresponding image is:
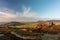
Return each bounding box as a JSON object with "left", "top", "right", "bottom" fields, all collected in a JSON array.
[{"left": 0, "top": 0, "right": 60, "bottom": 22}]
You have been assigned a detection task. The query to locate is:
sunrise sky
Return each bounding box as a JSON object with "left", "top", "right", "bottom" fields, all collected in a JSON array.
[{"left": 0, "top": 0, "right": 60, "bottom": 22}]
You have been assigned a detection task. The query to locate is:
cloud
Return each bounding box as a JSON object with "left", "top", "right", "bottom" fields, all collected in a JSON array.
[
  {"left": 0, "top": 11, "right": 16, "bottom": 22},
  {"left": 0, "top": 6, "right": 39, "bottom": 22}
]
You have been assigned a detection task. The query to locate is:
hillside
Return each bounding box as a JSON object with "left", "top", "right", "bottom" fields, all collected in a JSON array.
[
  {"left": 14, "top": 20, "right": 60, "bottom": 34},
  {"left": 0, "top": 20, "right": 60, "bottom": 34},
  {"left": 0, "top": 22, "right": 25, "bottom": 27}
]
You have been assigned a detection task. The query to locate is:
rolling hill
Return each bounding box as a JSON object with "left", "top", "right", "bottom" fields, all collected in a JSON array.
[{"left": 0, "top": 20, "right": 60, "bottom": 34}]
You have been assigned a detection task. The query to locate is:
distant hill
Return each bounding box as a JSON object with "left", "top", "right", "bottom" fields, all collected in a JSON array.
[
  {"left": 37, "top": 20, "right": 60, "bottom": 22},
  {"left": 46, "top": 20, "right": 60, "bottom": 22},
  {"left": 0, "top": 22, "right": 25, "bottom": 27},
  {"left": 6, "top": 22, "right": 24, "bottom": 26},
  {"left": 0, "top": 22, "right": 7, "bottom": 25}
]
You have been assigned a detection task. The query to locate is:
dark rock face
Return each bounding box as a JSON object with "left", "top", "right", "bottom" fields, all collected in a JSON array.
[
  {"left": 0, "top": 32, "right": 42, "bottom": 40},
  {"left": 0, "top": 32, "right": 23, "bottom": 40}
]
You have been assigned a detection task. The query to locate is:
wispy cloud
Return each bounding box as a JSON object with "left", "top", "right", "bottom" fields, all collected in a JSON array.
[{"left": 0, "top": 5, "right": 40, "bottom": 22}]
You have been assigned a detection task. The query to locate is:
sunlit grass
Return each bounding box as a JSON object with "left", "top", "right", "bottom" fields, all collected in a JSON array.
[{"left": 15, "top": 23, "right": 37, "bottom": 29}]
